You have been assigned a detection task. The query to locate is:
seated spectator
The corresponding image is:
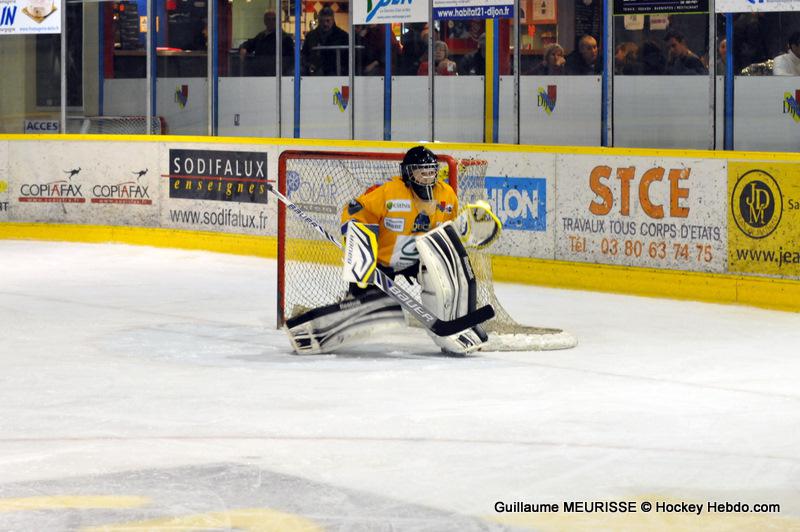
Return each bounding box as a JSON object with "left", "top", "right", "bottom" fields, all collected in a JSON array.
[
  {"left": 238, "top": 11, "right": 295, "bottom": 75},
  {"left": 418, "top": 41, "right": 457, "bottom": 76},
  {"left": 529, "top": 43, "right": 565, "bottom": 75},
  {"left": 356, "top": 24, "right": 400, "bottom": 76},
  {"left": 773, "top": 32, "right": 800, "bottom": 76},
  {"left": 639, "top": 40, "right": 666, "bottom": 75},
  {"left": 301, "top": 6, "right": 349, "bottom": 76},
  {"left": 664, "top": 30, "right": 707, "bottom": 75},
  {"left": 566, "top": 34, "right": 601, "bottom": 75},
  {"left": 733, "top": 13, "right": 769, "bottom": 74},
  {"left": 458, "top": 34, "right": 486, "bottom": 76},
  {"left": 399, "top": 23, "right": 428, "bottom": 75},
  {"left": 716, "top": 38, "right": 727, "bottom": 73},
  {"left": 615, "top": 41, "right": 639, "bottom": 75}
]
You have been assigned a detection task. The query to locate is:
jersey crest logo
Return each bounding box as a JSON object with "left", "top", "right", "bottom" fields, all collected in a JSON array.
[
  {"left": 347, "top": 200, "right": 364, "bottom": 215},
  {"left": 436, "top": 201, "right": 453, "bottom": 213},
  {"left": 412, "top": 212, "right": 431, "bottom": 233}
]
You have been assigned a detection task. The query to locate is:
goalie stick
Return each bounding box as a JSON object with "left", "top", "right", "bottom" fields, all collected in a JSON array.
[{"left": 268, "top": 183, "right": 495, "bottom": 337}]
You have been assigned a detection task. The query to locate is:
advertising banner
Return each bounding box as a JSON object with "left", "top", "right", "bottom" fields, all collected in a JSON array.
[
  {"left": 728, "top": 162, "right": 800, "bottom": 278},
  {"left": 614, "top": 0, "right": 708, "bottom": 15},
  {"left": 556, "top": 155, "right": 727, "bottom": 272},
  {"left": 433, "top": 0, "right": 513, "bottom": 20},
  {"left": 453, "top": 150, "right": 556, "bottom": 259},
  {"left": 353, "top": 0, "right": 428, "bottom": 24},
  {"left": 8, "top": 141, "right": 159, "bottom": 226},
  {"left": 0, "top": 0, "right": 61, "bottom": 34},
  {"left": 715, "top": 0, "right": 800, "bottom": 13},
  {"left": 161, "top": 144, "right": 275, "bottom": 236}
]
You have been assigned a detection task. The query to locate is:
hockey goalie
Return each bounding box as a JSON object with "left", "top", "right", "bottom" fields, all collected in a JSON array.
[{"left": 284, "top": 146, "right": 502, "bottom": 356}]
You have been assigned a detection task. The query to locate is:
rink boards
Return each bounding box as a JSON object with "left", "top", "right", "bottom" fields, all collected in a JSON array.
[{"left": 1, "top": 135, "right": 799, "bottom": 312}]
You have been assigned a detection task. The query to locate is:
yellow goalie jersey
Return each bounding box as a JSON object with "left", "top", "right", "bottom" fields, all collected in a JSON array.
[{"left": 340, "top": 176, "right": 459, "bottom": 271}]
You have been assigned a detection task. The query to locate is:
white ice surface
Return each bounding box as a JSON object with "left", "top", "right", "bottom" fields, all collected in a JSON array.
[{"left": 1, "top": 240, "right": 799, "bottom": 531}]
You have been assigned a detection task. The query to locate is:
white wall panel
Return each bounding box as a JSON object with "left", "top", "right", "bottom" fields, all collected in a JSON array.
[
  {"left": 520, "top": 76, "right": 601, "bottom": 146},
  {"left": 614, "top": 76, "right": 712, "bottom": 149},
  {"left": 734, "top": 77, "right": 800, "bottom": 152}
]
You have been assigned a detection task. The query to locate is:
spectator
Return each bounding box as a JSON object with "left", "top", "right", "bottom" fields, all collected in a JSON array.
[
  {"left": 733, "top": 13, "right": 769, "bottom": 74},
  {"left": 664, "top": 30, "right": 707, "bottom": 75},
  {"left": 238, "top": 11, "right": 295, "bottom": 75},
  {"left": 301, "top": 6, "right": 349, "bottom": 76},
  {"left": 399, "top": 23, "right": 428, "bottom": 75},
  {"left": 458, "top": 33, "right": 486, "bottom": 75},
  {"left": 773, "top": 32, "right": 800, "bottom": 76},
  {"left": 615, "top": 41, "right": 638, "bottom": 75},
  {"left": 566, "top": 34, "right": 601, "bottom": 75},
  {"left": 716, "top": 38, "right": 727, "bottom": 73},
  {"left": 418, "top": 41, "right": 457, "bottom": 75},
  {"left": 639, "top": 40, "right": 666, "bottom": 75},
  {"left": 529, "top": 43, "right": 565, "bottom": 75},
  {"left": 356, "top": 24, "right": 400, "bottom": 75}
]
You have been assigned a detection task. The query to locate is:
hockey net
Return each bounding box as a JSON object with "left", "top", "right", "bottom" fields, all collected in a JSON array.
[
  {"left": 65, "top": 115, "right": 167, "bottom": 135},
  {"left": 277, "top": 150, "right": 576, "bottom": 351}
]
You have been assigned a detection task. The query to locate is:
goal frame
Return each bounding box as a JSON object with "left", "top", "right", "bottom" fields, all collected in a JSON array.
[{"left": 276, "top": 150, "right": 460, "bottom": 328}]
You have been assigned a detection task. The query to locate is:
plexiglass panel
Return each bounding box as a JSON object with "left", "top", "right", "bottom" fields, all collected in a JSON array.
[{"left": 612, "top": 13, "right": 712, "bottom": 149}]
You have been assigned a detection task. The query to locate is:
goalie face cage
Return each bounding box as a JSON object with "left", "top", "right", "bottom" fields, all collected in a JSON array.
[{"left": 277, "top": 150, "right": 577, "bottom": 352}]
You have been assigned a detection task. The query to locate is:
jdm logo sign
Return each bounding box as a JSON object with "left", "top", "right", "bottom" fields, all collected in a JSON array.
[
  {"left": 730, "top": 169, "right": 783, "bottom": 239},
  {"left": 485, "top": 176, "right": 546, "bottom": 231}
]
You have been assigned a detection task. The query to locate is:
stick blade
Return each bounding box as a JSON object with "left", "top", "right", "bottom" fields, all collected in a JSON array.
[{"left": 429, "top": 304, "right": 495, "bottom": 336}]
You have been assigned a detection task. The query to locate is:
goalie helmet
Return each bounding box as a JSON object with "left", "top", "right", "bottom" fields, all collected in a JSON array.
[{"left": 401, "top": 146, "right": 439, "bottom": 201}]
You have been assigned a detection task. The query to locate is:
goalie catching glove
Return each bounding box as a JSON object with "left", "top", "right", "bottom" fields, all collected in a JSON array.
[{"left": 455, "top": 200, "right": 502, "bottom": 249}]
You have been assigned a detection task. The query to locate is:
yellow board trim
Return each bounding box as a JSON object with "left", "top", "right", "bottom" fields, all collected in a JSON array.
[
  {"left": 492, "top": 255, "right": 800, "bottom": 313},
  {"left": 0, "top": 223, "right": 277, "bottom": 258},
  {"left": 6, "top": 133, "right": 800, "bottom": 162},
  {"left": 2, "top": 222, "right": 799, "bottom": 313}
]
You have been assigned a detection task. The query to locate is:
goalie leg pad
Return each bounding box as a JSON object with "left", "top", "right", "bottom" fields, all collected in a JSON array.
[
  {"left": 285, "top": 292, "right": 404, "bottom": 354},
  {"left": 416, "top": 222, "right": 488, "bottom": 354},
  {"left": 342, "top": 221, "right": 379, "bottom": 288}
]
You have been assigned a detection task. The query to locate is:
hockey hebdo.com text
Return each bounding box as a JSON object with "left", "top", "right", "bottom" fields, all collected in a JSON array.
[
  {"left": 494, "top": 500, "right": 781, "bottom": 515},
  {"left": 169, "top": 207, "right": 268, "bottom": 230},
  {"left": 735, "top": 247, "right": 800, "bottom": 268}
]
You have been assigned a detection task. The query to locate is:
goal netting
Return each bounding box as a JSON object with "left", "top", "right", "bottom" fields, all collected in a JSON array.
[
  {"left": 65, "top": 115, "right": 167, "bottom": 135},
  {"left": 277, "top": 150, "right": 576, "bottom": 351}
]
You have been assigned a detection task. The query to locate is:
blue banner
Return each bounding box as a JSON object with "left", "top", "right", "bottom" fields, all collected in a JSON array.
[{"left": 433, "top": 4, "right": 514, "bottom": 20}]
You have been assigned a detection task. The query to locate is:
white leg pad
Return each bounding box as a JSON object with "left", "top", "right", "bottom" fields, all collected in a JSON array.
[
  {"left": 416, "top": 222, "right": 488, "bottom": 354},
  {"left": 285, "top": 292, "right": 404, "bottom": 354}
]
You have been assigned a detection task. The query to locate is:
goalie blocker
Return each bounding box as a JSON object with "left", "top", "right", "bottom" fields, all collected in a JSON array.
[{"left": 285, "top": 220, "right": 490, "bottom": 355}]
